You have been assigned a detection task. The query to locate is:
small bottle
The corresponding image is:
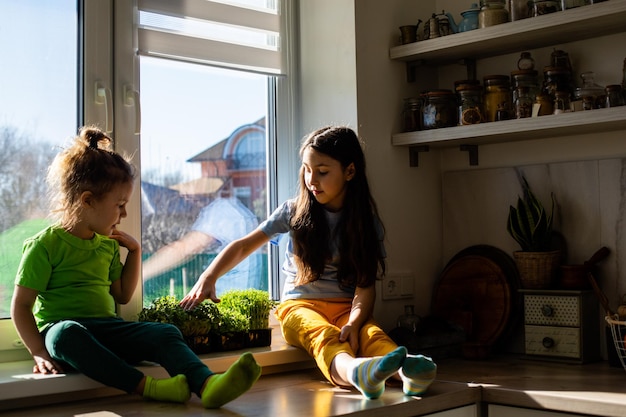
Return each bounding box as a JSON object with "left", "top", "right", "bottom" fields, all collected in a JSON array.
[
  {"left": 397, "top": 305, "right": 420, "bottom": 332},
  {"left": 553, "top": 90, "right": 571, "bottom": 114},
  {"left": 605, "top": 85, "right": 625, "bottom": 108},
  {"left": 535, "top": 93, "right": 553, "bottom": 116}
]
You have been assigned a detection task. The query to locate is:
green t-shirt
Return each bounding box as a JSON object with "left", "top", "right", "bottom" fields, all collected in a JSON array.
[{"left": 15, "top": 225, "right": 124, "bottom": 330}]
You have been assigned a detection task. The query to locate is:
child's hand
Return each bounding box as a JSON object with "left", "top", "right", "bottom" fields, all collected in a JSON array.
[
  {"left": 110, "top": 228, "right": 140, "bottom": 253},
  {"left": 32, "top": 351, "right": 64, "bottom": 374},
  {"left": 339, "top": 323, "right": 360, "bottom": 353}
]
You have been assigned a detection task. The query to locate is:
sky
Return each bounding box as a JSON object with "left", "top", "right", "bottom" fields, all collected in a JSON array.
[{"left": 0, "top": 0, "right": 267, "bottom": 181}]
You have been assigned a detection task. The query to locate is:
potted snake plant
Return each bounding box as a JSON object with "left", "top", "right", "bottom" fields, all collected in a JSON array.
[{"left": 507, "top": 176, "right": 561, "bottom": 289}]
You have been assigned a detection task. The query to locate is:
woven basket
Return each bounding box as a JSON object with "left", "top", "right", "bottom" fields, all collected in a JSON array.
[{"left": 513, "top": 250, "right": 561, "bottom": 289}]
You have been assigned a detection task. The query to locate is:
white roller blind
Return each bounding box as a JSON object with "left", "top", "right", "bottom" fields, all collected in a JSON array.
[{"left": 138, "top": 0, "right": 284, "bottom": 75}]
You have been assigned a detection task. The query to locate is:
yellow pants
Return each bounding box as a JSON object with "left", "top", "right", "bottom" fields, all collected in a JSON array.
[{"left": 275, "top": 298, "right": 398, "bottom": 384}]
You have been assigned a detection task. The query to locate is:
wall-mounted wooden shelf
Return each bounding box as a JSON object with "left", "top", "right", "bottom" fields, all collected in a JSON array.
[{"left": 389, "top": 0, "right": 626, "bottom": 166}]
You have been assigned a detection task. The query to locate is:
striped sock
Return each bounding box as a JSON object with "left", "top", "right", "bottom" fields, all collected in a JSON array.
[
  {"left": 347, "top": 346, "right": 407, "bottom": 399},
  {"left": 399, "top": 354, "right": 437, "bottom": 396}
]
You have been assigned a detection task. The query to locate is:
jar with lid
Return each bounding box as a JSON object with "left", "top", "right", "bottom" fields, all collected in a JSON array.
[
  {"left": 397, "top": 305, "right": 420, "bottom": 332},
  {"left": 478, "top": 0, "right": 508, "bottom": 28},
  {"left": 402, "top": 97, "right": 422, "bottom": 132},
  {"left": 511, "top": 69, "right": 539, "bottom": 103},
  {"left": 543, "top": 66, "right": 573, "bottom": 101},
  {"left": 514, "top": 87, "right": 533, "bottom": 118},
  {"left": 574, "top": 71, "right": 604, "bottom": 110},
  {"left": 605, "top": 85, "right": 625, "bottom": 108},
  {"left": 456, "top": 83, "right": 484, "bottom": 125},
  {"left": 529, "top": 0, "right": 561, "bottom": 16},
  {"left": 483, "top": 75, "right": 511, "bottom": 122},
  {"left": 422, "top": 90, "right": 458, "bottom": 129},
  {"left": 553, "top": 90, "right": 571, "bottom": 114}
]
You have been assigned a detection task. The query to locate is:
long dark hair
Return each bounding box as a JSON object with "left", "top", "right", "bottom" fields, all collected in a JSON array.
[{"left": 291, "top": 126, "right": 385, "bottom": 288}]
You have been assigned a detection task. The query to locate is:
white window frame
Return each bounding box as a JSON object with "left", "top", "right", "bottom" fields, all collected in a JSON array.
[{"left": 0, "top": 0, "right": 300, "bottom": 362}]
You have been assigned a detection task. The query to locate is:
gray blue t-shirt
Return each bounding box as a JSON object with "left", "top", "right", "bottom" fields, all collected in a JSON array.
[{"left": 259, "top": 199, "right": 385, "bottom": 301}]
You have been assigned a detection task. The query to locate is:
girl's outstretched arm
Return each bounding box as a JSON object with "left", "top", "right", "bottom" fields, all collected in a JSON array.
[
  {"left": 340, "top": 284, "right": 376, "bottom": 353},
  {"left": 109, "top": 228, "right": 141, "bottom": 304},
  {"left": 180, "top": 228, "right": 270, "bottom": 310},
  {"left": 11, "top": 285, "right": 64, "bottom": 374}
]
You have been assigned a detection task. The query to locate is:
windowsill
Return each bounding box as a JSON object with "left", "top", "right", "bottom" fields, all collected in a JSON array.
[{"left": 0, "top": 325, "right": 315, "bottom": 411}]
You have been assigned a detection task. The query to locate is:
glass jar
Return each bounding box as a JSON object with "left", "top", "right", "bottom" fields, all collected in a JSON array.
[
  {"left": 511, "top": 69, "right": 539, "bottom": 103},
  {"left": 514, "top": 86, "right": 533, "bottom": 118},
  {"left": 605, "top": 85, "right": 625, "bottom": 108},
  {"left": 422, "top": 90, "right": 457, "bottom": 129},
  {"left": 397, "top": 305, "right": 420, "bottom": 332},
  {"left": 574, "top": 71, "right": 604, "bottom": 109},
  {"left": 479, "top": 0, "right": 509, "bottom": 28},
  {"left": 553, "top": 90, "right": 571, "bottom": 114},
  {"left": 456, "top": 83, "right": 484, "bottom": 125},
  {"left": 483, "top": 75, "right": 511, "bottom": 122},
  {"left": 561, "top": 0, "right": 586, "bottom": 9},
  {"left": 509, "top": 0, "right": 529, "bottom": 21},
  {"left": 543, "top": 66, "right": 573, "bottom": 101},
  {"left": 529, "top": 0, "right": 561, "bottom": 16},
  {"left": 402, "top": 97, "right": 422, "bottom": 132}
]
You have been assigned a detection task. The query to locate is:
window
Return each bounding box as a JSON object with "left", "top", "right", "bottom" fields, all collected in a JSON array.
[
  {"left": 139, "top": 59, "right": 270, "bottom": 303},
  {"left": 0, "top": 0, "right": 78, "bottom": 353},
  {"left": 0, "top": 0, "right": 297, "bottom": 360}
]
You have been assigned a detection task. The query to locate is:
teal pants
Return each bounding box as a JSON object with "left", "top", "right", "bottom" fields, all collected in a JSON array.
[{"left": 43, "top": 318, "right": 213, "bottom": 395}]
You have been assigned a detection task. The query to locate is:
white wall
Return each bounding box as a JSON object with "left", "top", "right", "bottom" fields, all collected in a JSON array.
[{"left": 298, "top": 0, "right": 626, "bottom": 348}]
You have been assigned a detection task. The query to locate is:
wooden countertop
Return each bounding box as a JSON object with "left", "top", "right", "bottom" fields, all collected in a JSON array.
[{"left": 3, "top": 355, "right": 626, "bottom": 416}]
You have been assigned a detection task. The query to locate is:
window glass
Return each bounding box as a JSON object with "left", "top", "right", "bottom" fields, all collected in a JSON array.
[
  {"left": 139, "top": 57, "right": 269, "bottom": 305},
  {"left": 0, "top": 0, "right": 77, "bottom": 321}
]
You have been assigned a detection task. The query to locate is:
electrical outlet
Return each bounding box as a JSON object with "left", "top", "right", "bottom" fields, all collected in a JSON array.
[{"left": 382, "top": 272, "right": 414, "bottom": 300}]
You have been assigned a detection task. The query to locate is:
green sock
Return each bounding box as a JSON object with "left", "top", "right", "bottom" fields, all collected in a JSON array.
[
  {"left": 142, "top": 374, "right": 191, "bottom": 403},
  {"left": 201, "top": 352, "right": 262, "bottom": 409},
  {"left": 399, "top": 354, "right": 437, "bottom": 396},
  {"left": 347, "top": 346, "right": 407, "bottom": 399}
]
